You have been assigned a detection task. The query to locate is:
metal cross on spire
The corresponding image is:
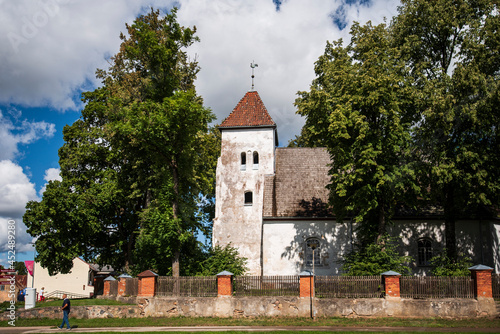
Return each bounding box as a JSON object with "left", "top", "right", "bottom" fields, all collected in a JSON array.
[{"left": 250, "top": 61, "right": 258, "bottom": 90}]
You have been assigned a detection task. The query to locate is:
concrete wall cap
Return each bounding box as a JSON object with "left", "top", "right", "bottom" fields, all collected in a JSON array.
[
  {"left": 468, "top": 264, "right": 493, "bottom": 271},
  {"left": 104, "top": 276, "right": 116, "bottom": 281},
  {"left": 217, "top": 271, "right": 234, "bottom": 276},
  {"left": 299, "top": 270, "right": 313, "bottom": 276},
  {"left": 381, "top": 271, "right": 401, "bottom": 276}
]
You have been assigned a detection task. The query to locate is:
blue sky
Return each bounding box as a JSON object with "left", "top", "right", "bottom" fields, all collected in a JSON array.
[{"left": 0, "top": 0, "right": 400, "bottom": 269}]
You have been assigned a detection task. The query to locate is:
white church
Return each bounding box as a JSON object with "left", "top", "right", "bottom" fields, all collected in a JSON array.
[{"left": 212, "top": 90, "right": 500, "bottom": 276}]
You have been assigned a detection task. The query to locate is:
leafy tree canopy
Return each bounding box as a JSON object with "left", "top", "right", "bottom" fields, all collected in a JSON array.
[
  {"left": 24, "top": 8, "right": 219, "bottom": 276},
  {"left": 295, "top": 21, "right": 420, "bottom": 244}
]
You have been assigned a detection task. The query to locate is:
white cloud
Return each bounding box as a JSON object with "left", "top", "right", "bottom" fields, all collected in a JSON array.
[
  {"left": 0, "top": 160, "right": 38, "bottom": 218},
  {"left": 39, "top": 167, "right": 62, "bottom": 196},
  {"left": 0, "top": 160, "right": 38, "bottom": 267},
  {"left": 176, "top": 0, "right": 400, "bottom": 145},
  {"left": 43, "top": 167, "right": 62, "bottom": 182},
  {"left": 0, "top": 109, "right": 56, "bottom": 160},
  {"left": 0, "top": 0, "right": 176, "bottom": 111}
]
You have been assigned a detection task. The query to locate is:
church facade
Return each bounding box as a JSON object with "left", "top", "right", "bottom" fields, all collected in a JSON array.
[{"left": 213, "top": 90, "right": 500, "bottom": 276}]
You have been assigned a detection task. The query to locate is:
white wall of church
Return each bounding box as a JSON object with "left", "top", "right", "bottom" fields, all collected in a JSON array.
[
  {"left": 263, "top": 219, "right": 500, "bottom": 276},
  {"left": 213, "top": 127, "right": 276, "bottom": 275},
  {"left": 262, "top": 219, "right": 354, "bottom": 276}
]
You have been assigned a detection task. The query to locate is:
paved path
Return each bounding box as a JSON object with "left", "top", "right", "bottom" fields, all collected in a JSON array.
[{"left": 2, "top": 326, "right": 500, "bottom": 333}]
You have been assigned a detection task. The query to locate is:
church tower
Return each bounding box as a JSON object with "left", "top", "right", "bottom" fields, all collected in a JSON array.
[{"left": 213, "top": 90, "right": 277, "bottom": 275}]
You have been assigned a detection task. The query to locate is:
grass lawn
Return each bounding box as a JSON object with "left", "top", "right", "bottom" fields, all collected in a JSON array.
[{"left": 2, "top": 316, "right": 500, "bottom": 329}]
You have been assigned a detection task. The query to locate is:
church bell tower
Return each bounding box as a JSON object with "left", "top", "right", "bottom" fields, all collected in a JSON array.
[{"left": 212, "top": 90, "right": 277, "bottom": 275}]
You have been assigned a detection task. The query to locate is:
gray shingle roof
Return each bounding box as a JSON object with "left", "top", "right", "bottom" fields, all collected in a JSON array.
[{"left": 263, "top": 147, "right": 331, "bottom": 217}]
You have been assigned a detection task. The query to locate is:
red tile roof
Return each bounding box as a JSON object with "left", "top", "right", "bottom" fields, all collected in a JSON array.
[{"left": 220, "top": 91, "right": 276, "bottom": 128}]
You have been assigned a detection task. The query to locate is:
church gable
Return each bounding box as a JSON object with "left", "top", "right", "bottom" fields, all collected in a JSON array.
[{"left": 263, "top": 147, "right": 331, "bottom": 218}]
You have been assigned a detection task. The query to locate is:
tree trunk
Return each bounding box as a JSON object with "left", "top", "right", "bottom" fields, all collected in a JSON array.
[
  {"left": 444, "top": 184, "right": 457, "bottom": 261},
  {"left": 171, "top": 157, "right": 181, "bottom": 278},
  {"left": 376, "top": 197, "right": 386, "bottom": 244}
]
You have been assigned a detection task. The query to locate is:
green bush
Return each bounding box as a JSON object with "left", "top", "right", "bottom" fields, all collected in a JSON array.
[{"left": 341, "top": 235, "right": 412, "bottom": 276}]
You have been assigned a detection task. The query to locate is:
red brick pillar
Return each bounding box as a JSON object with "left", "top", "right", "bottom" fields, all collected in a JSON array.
[
  {"left": 217, "top": 271, "right": 233, "bottom": 297},
  {"left": 382, "top": 271, "right": 401, "bottom": 298},
  {"left": 137, "top": 270, "right": 158, "bottom": 297},
  {"left": 469, "top": 265, "right": 494, "bottom": 299},
  {"left": 103, "top": 276, "right": 115, "bottom": 296},
  {"left": 118, "top": 274, "right": 132, "bottom": 296},
  {"left": 300, "top": 271, "right": 314, "bottom": 298}
]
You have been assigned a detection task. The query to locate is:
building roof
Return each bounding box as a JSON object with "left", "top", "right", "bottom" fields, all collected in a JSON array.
[
  {"left": 220, "top": 91, "right": 276, "bottom": 128},
  {"left": 263, "top": 147, "right": 332, "bottom": 218}
]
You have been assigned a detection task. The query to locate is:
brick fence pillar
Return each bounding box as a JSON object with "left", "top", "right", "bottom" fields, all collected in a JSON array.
[
  {"left": 118, "top": 274, "right": 132, "bottom": 296},
  {"left": 381, "top": 271, "right": 401, "bottom": 298},
  {"left": 103, "top": 276, "right": 115, "bottom": 296},
  {"left": 469, "top": 265, "right": 494, "bottom": 299},
  {"left": 217, "top": 271, "right": 233, "bottom": 297},
  {"left": 299, "top": 271, "right": 314, "bottom": 298},
  {"left": 137, "top": 270, "right": 158, "bottom": 297}
]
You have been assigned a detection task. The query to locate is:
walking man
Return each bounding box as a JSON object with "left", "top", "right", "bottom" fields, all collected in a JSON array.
[{"left": 58, "top": 294, "right": 71, "bottom": 330}]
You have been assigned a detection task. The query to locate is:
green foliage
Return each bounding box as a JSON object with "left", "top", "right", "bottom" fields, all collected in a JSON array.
[
  {"left": 295, "top": 21, "right": 420, "bottom": 243},
  {"left": 196, "top": 244, "right": 248, "bottom": 276},
  {"left": 13, "top": 261, "right": 27, "bottom": 275},
  {"left": 23, "top": 8, "right": 218, "bottom": 276},
  {"left": 430, "top": 250, "right": 473, "bottom": 277},
  {"left": 391, "top": 0, "right": 500, "bottom": 260},
  {"left": 341, "top": 235, "right": 413, "bottom": 276}
]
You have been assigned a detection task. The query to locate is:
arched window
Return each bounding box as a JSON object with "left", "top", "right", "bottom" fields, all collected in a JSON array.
[
  {"left": 417, "top": 238, "right": 433, "bottom": 266},
  {"left": 244, "top": 191, "right": 253, "bottom": 206},
  {"left": 253, "top": 151, "right": 259, "bottom": 169},
  {"left": 240, "top": 152, "right": 246, "bottom": 170},
  {"left": 305, "top": 237, "right": 321, "bottom": 268}
]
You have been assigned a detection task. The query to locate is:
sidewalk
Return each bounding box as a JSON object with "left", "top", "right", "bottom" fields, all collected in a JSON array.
[{"left": 2, "top": 326, "right": 500, "bottom": 333}]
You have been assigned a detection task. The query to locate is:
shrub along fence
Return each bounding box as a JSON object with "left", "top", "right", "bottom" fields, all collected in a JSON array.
[{"left": 100, "top": 265, "right": 495, "bottom": 301}]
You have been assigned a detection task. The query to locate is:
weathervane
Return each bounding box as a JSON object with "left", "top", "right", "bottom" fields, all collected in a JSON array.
[{"left": 250, "top": 61, "right": 258, "bottom": 90}]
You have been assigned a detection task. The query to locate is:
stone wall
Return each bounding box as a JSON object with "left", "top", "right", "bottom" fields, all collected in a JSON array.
[
  {"left": 0, "top": 305, "right": 141, "bottom": 321},
  {"left": 2, "top": 296, "right": 496, "bottom": 321},
  {"left": 140, "top": 296, "right": 496, "bottom": 318}
]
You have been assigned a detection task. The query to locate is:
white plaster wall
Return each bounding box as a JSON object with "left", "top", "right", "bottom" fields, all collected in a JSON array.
[
  {"left": 262, "top": 219, "right": 354, "bottom": 276},
  {"left": 491, "top": 222, "right": 500, "bottom": 273},
  {"left": 28, "top": 258, "right": 94, "bottom": 298},
  {"left": 213, "top": 127, "right": 276, "bottom": 275}
]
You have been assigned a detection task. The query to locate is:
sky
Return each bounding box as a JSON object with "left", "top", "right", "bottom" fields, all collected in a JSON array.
[{"left": 0, "top": 0, "right": 400, "bottom": 269}]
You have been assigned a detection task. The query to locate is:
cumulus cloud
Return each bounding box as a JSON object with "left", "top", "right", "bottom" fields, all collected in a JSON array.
[
  {"left": 0, "top": 0, "right": 176, "bottom": 111},
  {"left": 0, "top": 109, "right": 56, "bottom": 160},
  {"left": 39, "top": 167, "right": 62, "bottom": 196},
  {"left": 0, "top": 160, "right": 38, "bottom": 218},
  {"left": 176, "top": 0, "right": 400, "bottom": 145}
]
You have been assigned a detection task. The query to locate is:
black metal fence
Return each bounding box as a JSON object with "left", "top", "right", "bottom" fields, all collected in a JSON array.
[
  {"left": 156, "top": 276, "right": 217, "bottom": 297},
  {"left": 233, "top": 275, "right": 300, "bottom": 296},
  {"left": 315, "top": 276, "right": 383, "bottom": 298},
  {"left": 400, "top": 276, "right": 474, "bottom": 299}
]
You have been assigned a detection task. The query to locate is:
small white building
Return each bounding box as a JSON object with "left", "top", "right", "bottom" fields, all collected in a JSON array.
[
  {"left": 27, "top": 257, "right": 95, "bottom": 298},
  {"left": 213, "top": 90, "right": 500, "bottom": 276}
]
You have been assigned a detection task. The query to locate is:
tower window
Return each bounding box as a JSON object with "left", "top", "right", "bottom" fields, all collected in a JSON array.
[
  {"left": 417, "top": 238, "right": 433, "bottom": 266},
  {"left": 244, "top": 191, "right": 253, "bottom": 206},
  {"left": 305, "top": 237, "right": 322, "bottom": 268},
  {"left": 240, "top": 152, "right": 246, "bottom": 171},
  {"left": 253, "top": 151, "right": 259, "bottom": 169}
]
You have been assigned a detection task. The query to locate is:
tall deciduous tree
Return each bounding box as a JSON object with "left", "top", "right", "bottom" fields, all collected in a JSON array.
[
  {"left": 392, "top": 0, "right": 500, "bottom": 260},
  {"left": 24, "top": 8, "right": 218, "bottom": 276},
  {"left": 296, "top": 22, "right": 420, "bottom": 245}
]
